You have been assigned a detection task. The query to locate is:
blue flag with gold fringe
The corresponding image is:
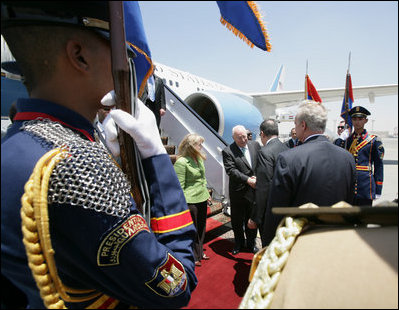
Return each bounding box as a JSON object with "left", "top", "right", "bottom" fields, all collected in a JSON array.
[
  {"left": 123, "top": 1, "right": 154, "bottom": 98},
  {"left": 216, "top": 1, "right": 271, "bottom": 51},
  {"left": 123, "top": 1, "right": 271, "bottom": 97}
]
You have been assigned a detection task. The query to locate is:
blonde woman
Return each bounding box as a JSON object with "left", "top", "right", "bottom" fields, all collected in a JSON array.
[{"left": 174, "top": 134, "right": 211, "bottom": 267}]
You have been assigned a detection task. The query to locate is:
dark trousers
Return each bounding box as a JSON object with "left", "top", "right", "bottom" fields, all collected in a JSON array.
[
  {"left": 188, "top": 200, "right": 208, "bottom": 262},
  {"left": 260, "top": 213, "right": 283, "bottom": 248},
  {"left": 230, "top": 196, "right": 257, "bottom": 249},
  {"left": 145, "top": 100, "right": 161, "bottom": 130}
]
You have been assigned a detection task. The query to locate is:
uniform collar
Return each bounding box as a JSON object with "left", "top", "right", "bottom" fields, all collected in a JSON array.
[
  {"left": 13, "top": 98, "right": 96, "bottom": 141},
  {"left": 353, "top": 129, "right": 367, "bottom": 140}
]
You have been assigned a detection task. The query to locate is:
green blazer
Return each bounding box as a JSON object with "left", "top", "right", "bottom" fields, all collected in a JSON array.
[{"left": 174, "top": 156, "right": 210, "bottom": 204}]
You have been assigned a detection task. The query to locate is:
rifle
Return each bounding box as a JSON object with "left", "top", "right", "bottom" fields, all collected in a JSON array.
[{"left": 108, "top": 1, "right": 150, "bottom": 223}]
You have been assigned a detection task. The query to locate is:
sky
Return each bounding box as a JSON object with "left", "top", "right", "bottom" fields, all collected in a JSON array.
[{"left": 139, "top": 1, "right": 398, "bottom": 134}]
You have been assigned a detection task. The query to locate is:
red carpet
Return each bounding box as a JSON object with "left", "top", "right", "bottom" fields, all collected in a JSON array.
[
  {"left": 205, "top": 217, "right": 225, "bottom": 232},
  {"left": 183, "top": 237, "right": 254, "bottom": 309}
]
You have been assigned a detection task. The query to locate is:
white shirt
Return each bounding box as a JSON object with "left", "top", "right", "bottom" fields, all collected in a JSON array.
[
  {"left": 241, "top": 146, "right": 252, "bottom": 168},
  {"left": 147, "top": 76, "right": 155, "bottom": 102},
  {"left": 303, "top": 133, "right": 323, "bottom": 142}
]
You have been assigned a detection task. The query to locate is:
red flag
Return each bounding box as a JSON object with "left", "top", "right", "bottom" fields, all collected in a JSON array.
[{"left": 305, "top": 74, "right": 322, "bottom": 103}]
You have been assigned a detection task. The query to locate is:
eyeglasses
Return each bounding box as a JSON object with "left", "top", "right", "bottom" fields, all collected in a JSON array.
[{"left": 337, "top": 126, "right": 344, "bottom": 129}]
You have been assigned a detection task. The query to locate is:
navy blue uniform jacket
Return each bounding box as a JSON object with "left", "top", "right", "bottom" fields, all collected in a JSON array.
[{"left": 1, "top": 99, "right": 197, "bottom": 308}]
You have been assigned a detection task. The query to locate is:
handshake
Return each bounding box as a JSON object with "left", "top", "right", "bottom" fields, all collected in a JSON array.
[{"left": 100, "top": 91, "right": 166, "bottom": 159}]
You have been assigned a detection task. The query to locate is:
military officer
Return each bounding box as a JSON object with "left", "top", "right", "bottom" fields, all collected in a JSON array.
[
  {"left": 1, "top": 2, "right": 197, "bottom": 309},
  {"left": 344, "top": 106, "right": 384, "bottom": 206}
]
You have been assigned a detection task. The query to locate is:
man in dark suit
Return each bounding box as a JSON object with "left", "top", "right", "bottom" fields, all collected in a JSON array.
[
  {"left": 222, "top": 125, "right": 261, "bottom": 254},
  {"left": 142, "top": 74, "right": 166, "bottom": 130},
  {"left": 264, "top": 101, "right": 356, "bottom": 245},
  {"left": 284, "top": 127, "right": 298, "bottom": 148},
  {"left": 247, "top": 119, "right": 289, "bottom": 247}
]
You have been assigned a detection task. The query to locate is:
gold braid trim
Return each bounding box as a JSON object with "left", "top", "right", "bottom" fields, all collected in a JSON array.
[
  {"left": 20, "top": 148, "right": 108, "bottom": 308},
  {"left": 239, "top": 216, "right": 308, "bottom": 309},
  {"left": 21, "top": 148, "right": 68, "bottom": 309}
]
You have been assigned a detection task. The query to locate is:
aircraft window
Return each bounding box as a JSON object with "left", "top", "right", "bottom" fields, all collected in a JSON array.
[
  {"left": 169, "top": 80, "right": 173, "bottom": 86},
  {"left": 197, "top": 87, "right": 200, "bottom": 91},
  {"left": 175, "top": 81, "right": 179, "bottom": 87}
]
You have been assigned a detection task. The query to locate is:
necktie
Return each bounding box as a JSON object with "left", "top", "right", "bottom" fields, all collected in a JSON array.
[{"left": 242, "top": 147, "right": 252, "bottom": 167}]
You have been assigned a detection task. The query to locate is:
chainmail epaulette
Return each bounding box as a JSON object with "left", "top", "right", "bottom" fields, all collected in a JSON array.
[{"left": 22, "top": 119, "right": 132, "bottom": 217}]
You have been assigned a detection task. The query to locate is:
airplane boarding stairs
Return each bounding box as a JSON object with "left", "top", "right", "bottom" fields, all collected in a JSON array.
[{"left": 159, "top": 85, "right": 231, "bottom": 221}]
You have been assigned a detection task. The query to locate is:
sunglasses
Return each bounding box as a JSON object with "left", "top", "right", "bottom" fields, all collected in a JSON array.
[{"left": 337, "top": 126, "right": 345, "bottom": 129}]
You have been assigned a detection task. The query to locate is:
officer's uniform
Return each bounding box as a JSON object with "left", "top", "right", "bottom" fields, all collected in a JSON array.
[
  {"left": 333, "top": 137, "right": 345, "bottom": 148},
  {"left": 345, "top": 106, "right": 384, "bottom": 206},
  {"left": 1, "top": 3, "right": 197, "bottom": 309}
]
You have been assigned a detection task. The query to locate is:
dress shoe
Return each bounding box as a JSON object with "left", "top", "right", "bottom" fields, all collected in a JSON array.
[
  {"left": 195, "top": 261, "right": 202, "bottom": 267},
  {"left": 232, "top": 247, "right": 241, "bottom": 255},
  {"left": 202, "top": 254, "right": 210, "bottom": 260},
  {"left": 251, "top": 246, "right": 259, "bottom": 254}
]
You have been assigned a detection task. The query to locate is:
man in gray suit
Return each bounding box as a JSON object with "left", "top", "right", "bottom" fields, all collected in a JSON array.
[
  {"left": 222, "top": 125, "right": 261, "bottom": 254},
  {"left": 264, "top": 101, "right": 356, "bottom": 245},
  {"left": 247, "top": 119, "right": 289, "bottom": 247}
]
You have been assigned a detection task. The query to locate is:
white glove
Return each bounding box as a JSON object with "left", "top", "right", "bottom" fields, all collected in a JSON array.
[
  {"left": 102, "top": 112, "right": 120, "bottom": 157},
  {"left": 339, "top": 128, "right": 350, "bottom": 141},
  {"left": 101, "top": 91, "right": 166, "bottom": 159}
]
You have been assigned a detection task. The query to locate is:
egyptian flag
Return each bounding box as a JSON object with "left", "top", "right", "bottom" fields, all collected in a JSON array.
[
  {"left": 216, "top": 1, "right": 271, "bottom": 52},
  {"left": 305, "top": 74, "right": 322, "bottom": 103},
  {"left": 340, "top": 73, "right": 354, "bottom": 128}
]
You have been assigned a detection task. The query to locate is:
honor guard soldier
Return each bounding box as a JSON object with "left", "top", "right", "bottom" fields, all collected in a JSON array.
[
  {"left": 1, "top": 2, "right": 197, "bottom": 309},
  {"left": 345, "top": 106, "right": 384, "bottom": 206}
]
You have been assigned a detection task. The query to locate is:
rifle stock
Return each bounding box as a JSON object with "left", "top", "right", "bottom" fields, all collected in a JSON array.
[{"left": 109, "top": 1, "right": 143, "bottom": 211}]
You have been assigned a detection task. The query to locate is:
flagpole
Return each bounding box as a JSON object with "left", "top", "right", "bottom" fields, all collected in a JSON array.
[
  {"left": 347, "top": 51, "right": 351, "bottom": 74},
  {"left": 344, "top": 52, "right": 351, "bottom": 149},
  {"left": 304, "top": 60, "right": 308, "bottom": 100}
]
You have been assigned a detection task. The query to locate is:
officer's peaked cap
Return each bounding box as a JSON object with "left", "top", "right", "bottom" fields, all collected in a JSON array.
[
  {"left": 1, "top": 1, "right": 136, "bottom": 75},
  {"left": 1, "top": 2, "right": 110, "bottom": 32},
  {"left": 349, "top": 106, "right": 371, "bottom": 118}
]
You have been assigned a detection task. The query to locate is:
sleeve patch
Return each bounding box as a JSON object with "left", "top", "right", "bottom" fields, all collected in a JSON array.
[
  {"left": 145, "top": 253, "right": 187, "bottom": 298},
  {"left": 97, "top": 214, "right": 150, "bottom": 266}
]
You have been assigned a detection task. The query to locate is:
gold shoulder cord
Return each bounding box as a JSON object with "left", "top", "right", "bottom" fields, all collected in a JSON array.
[
  {"left": 239, "top": 216, "right": 308, "bottom": 309},
  {"left": 20, "top": 148, "right": 120, "bottom": 309},
  {"left": 239, "top": 202, "right": 354, "bottom": 309}
]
